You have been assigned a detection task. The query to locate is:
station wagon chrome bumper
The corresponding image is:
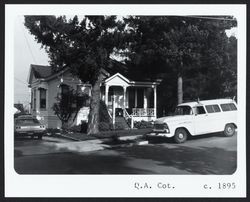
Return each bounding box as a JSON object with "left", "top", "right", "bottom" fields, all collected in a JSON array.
[{"left": 147, "top": 132, "right": 174, "bottom": 138}]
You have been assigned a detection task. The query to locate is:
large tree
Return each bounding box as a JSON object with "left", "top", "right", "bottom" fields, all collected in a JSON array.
[
  {"left": 25, "top": 15, "right": 124, "bottom": 134},
  {"left": 121, "top": 16, "right": 237, "bottom": 114}
]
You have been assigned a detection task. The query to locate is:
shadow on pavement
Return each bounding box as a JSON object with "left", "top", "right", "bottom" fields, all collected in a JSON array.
[
  {"left": 116, "top": 144, "right": 237, "bottom": 174},
  {"left": 145, "top": 132, "right": 228, "bottom": 144}
]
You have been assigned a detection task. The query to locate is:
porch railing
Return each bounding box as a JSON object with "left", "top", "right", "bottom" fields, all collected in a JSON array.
[
  {"left": 132, "top": 108, "right": 155, "bottom": 117},
  {"left": 123, "top": 108, "right": 134, "bottom": 129}
]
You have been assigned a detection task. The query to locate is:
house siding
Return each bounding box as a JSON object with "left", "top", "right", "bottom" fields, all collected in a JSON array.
[{"left": 46, "top": 71, "right": 81, "bottom": 128}]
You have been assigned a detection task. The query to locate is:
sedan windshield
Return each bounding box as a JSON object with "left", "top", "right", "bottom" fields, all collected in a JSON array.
[
  {"left": 16, "top": 118, "right": 40, "bottom": 124},
  {"left": 174, "top": 106, "right": 192, "bottom": 115}
]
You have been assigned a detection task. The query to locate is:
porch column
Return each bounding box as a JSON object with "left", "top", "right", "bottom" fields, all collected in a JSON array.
[
  {"left": 154, "top": 85, "right": 157, "bottom": 117},
  {"left": 123, "top": 86, "right": 127, "bottom": 109},
  {"left": 143, "top": 88, "right": 148, "bottom": 109},
  {"left": 105, "top": 85, "right": 109, "bottom": 106}
]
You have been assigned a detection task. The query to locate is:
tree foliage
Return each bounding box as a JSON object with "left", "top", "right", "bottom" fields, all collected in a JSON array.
[
  {"left": 25, "top": 15, "right": 237, "bottom": 121},
  {"left": 25, "top": 15, "right": 124, "bottom": 134},
  {"left": 120, "top": 16, "right": 237, "bottom": 114}
]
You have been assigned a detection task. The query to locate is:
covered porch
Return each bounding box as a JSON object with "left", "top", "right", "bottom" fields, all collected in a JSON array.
[{"left": 101, "top": 73, "right": 159, "bottom": 122}]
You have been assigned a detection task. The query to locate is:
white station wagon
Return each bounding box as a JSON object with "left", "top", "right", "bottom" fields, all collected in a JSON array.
[{"left": 150, "top": 99, "right": 237, "bottom": 143}]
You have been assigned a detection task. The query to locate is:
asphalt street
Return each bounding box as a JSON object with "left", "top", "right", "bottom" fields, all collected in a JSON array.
[{"left": 14, "top": 133, "right": 237, "bottom": 174}]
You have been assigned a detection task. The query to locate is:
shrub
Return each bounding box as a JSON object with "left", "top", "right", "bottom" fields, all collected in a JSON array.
[
  {"left": 114, "top": 122, "right": 125, "bottom": 130},
  {"left": 99, "top": 100, "right": 111, "bottom": 123},
  {"left": 134, "top": 120, "right": 153, "bottom": 129},
  {"left": 80, "top": 121, "right": 88, "bottom": 133},
  {"left": 99, "top": 100, "right": 112, "bottom": 131},
  {"left": 99, "top": 122, "right": 112, "bottom": 131},
  {"left": 68, "top": 125, "right": 82, "bottom": 133}
]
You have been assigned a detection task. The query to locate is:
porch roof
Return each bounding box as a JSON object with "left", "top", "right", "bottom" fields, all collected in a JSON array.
[{"left": 103, "top": 72, "right": 160, "bottom": 87}]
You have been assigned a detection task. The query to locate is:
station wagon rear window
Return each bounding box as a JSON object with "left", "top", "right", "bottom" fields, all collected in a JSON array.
[
  {"left": 205, "top": 105, "right": 221, "bottom": 113},
  {"left": 220, "top": 103, "right": 237, "bottom": 111}
]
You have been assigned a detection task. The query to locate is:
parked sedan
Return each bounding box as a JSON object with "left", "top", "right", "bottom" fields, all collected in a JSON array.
[{"left": 14, "top": 115, "right": 46, "bottom": 139}]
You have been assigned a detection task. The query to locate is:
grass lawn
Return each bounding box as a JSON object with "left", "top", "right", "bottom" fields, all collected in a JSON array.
[{"left": 49, "top": 128, "right": 152, "bottom": 141}]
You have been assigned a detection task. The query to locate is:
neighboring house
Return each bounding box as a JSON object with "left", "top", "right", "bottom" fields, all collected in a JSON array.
[
  {"left": 28, "top": 63, "right": 160, "bottom": 129},
  {"left": 14, "top": 103, "right": 25, "bottom": 118},
  {"left": 14, "top": 103, "right": 25, "bottom": 113}
]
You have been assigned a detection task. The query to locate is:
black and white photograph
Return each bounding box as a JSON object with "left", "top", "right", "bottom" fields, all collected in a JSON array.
[{"left": 5, "top": 4, "right": 246, "bottom": 198}]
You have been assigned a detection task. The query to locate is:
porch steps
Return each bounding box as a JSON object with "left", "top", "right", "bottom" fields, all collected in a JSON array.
[{"left": 115, "top": 117, "right": 130, "bottom": 130}]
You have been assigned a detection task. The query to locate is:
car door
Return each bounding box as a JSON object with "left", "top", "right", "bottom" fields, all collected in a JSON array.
[
  {"left": 193, "top": 106, "right": 210, "bottom": 135},
  {"left": 204, "top": 104, "right": 224, "bottom": 132}
]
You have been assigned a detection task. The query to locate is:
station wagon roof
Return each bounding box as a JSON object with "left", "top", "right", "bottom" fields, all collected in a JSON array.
[{"left": 178, "top": 99, "right": 235, "bottom": 108}]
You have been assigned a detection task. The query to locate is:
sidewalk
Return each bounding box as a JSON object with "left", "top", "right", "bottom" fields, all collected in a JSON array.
[
  {"left": 51, "top": 128, "right": 151, "bottom": 141},
  {"left": 52, "top": 133, "right": 148, "bottom": 153}
]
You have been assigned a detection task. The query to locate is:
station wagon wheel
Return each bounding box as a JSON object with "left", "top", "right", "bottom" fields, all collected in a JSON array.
[
  {"left": 224, "top": 124, "right": 235, "bottom": 137},
  {"left": 174, "top": 128, "right": 188, "bottom": 144}
]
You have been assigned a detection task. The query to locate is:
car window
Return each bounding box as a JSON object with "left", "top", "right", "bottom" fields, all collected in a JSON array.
[
  {"left": 229, "top": 103, "right": 237, "bottom": 110},
  {"left": 220, "top": 103, "right": 237, "bottom": 111},
  {"left": 195, "top": 106, "right": 206, "bottom": 115},
  {"left": 174, "top": 106, "right": 192, "bottom": 115},
  {"left": 16, "top": 118, "right": 40, "bottom": 124},
  {"left": 205, "top": 104, "right": 221, "bottom": 113}
]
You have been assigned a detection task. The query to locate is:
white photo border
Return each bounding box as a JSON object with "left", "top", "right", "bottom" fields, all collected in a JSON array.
[{"left": 5, "top": 4, "right": 246, "bottom": 197}]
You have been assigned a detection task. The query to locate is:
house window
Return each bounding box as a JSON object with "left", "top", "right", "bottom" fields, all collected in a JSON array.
[
  {"left": 60, "top": 84, "right": 70, "bottom": 106},
  {"left": 39, "top": 88, "right": 46, "bottom": 109},
  {"left": 61, "top": 84, "right": 69, "bottom": 95}
]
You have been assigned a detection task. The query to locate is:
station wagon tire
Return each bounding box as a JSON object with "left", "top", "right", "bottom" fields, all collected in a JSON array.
[
  {"left": 174, "top": 128, "right": 188, "bottom": 144},
  {"left": 224, "top": 124, "right": 235, "bottom": 137}
]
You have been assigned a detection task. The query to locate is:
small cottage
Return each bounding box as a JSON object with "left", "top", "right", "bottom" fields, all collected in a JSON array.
[{"left": 28, "top": 63, "right": 160, "bottom": 129}]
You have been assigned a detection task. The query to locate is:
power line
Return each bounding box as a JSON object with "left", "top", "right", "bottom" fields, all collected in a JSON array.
[
  {"left": 19, "top": 16, "right": 38, "bottom": 64},
  {"left": 181, "top": 15, "right": 237, "bottom": 21},
  {"left": 14, "top": 77, "right": 27, "bottom": 85}
]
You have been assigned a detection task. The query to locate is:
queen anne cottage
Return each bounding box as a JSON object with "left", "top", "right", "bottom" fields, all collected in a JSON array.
[{"left": 28, "top": 63, "right": 160, "bottom": 129}]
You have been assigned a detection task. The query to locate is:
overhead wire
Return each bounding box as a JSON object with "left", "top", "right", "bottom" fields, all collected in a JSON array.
[
  {"left": 14, "top": 77, "right": 27, "bottom": 85},
  {"left": 179, "top": 15, "right": 237, "bottom": 21},
  {"left": 19, "top": 16, "right": 38, "bottom": 64}
]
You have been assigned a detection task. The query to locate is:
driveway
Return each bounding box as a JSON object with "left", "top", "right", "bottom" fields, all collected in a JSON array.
[{"left": 14, "top": 133, "right": 237, "bottom": 174}]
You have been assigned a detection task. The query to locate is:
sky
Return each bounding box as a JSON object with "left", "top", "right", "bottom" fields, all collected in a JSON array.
[
  {"left": 14, "top": 16, "right": 49, "bottom": 107},
  {"left": 14, "top": 15, "right": 237, "bottom": 108}
]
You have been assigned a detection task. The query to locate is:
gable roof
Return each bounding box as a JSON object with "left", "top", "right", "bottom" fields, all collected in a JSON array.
[
  {"left": 14, "top": 103, "right": 24, "bottom": 112},
  {"left": 28, "top": 64, "right": 70, "bottom": 85},
  {"left": 104, "top": 73, "right": 131, "bottom": 84},
  {"left": 31, "top": 64, "right": 53, "bottom": 79}
]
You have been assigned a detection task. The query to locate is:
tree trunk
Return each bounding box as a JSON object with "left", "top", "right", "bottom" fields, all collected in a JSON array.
[
  {"left": 177, "top": 75, "right": 183, "bottom": 104},
  {"left": 87, "top": 77, "right": 101, "bottom": 135}
]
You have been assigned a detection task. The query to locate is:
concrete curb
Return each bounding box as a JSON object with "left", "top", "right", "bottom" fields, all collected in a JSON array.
[{"left": 54, "top": 133, "right": 80, "bottom": 141}]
